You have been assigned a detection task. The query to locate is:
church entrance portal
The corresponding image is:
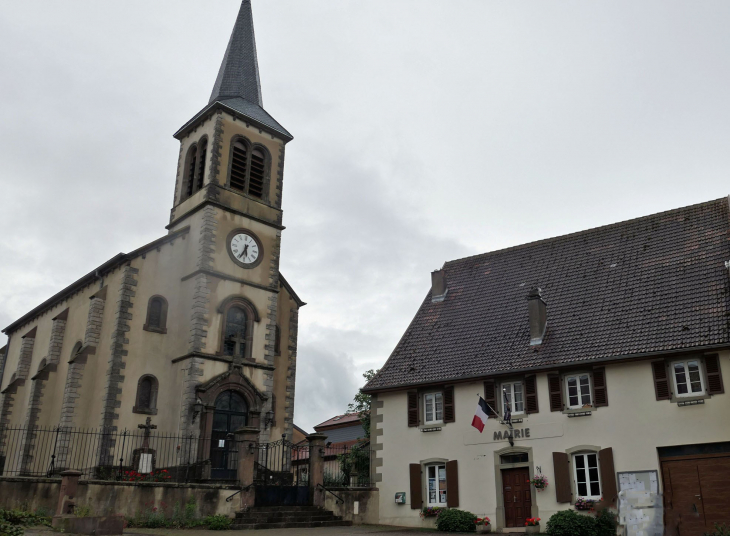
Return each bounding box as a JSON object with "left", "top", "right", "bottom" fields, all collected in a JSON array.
[{"left": 210, "top": 390, "right": 248, "bottom": 480}]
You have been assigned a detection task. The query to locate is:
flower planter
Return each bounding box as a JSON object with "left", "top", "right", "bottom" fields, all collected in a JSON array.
[
  {"left": 525, "top": 525, "right": 540, "bottom": 534},
  {"left": 476, "top": 523, "right": 491, "bottom": 533}
]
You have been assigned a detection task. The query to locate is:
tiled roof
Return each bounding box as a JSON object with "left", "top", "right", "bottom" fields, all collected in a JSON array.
[
  {"left": 364, "top": 198, "right": 730, "bottom": 392},
  {"left": 314, "top": 413, "right": 363, "bottom": 429}
]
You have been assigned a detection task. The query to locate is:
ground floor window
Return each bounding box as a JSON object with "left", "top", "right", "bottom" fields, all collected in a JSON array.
[
  {"left": 426, "top": 464, "right": 447, "bottom": 506},
  {"left": 573, "top": 452, "right": 601, "bottom": 499}
]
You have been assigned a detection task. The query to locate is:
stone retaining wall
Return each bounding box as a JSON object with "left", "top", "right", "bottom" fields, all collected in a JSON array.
[{"left": 324, "top": 487, "right": 379, "bottom": 525}]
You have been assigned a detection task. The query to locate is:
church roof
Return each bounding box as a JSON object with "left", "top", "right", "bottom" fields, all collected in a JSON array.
[
  {"left": 174, "top": 0, "right": 292, "bottom": 141},
  {"left": 363, "top": 197, "right": 730, "bottom": 392}
]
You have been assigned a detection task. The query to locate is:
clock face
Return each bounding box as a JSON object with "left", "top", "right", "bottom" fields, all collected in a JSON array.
[{"left": 230, "top": 232, "right": 260, "bottom": 265}]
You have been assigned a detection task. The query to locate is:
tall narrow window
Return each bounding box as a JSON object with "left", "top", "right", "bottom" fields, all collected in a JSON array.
[
  {"left": 248, "top": 148, "right": 265, "bottom": 198},
  {"left": 230, "top": 141, "right": 248, "bottom": 191},
  {"left": 274, "top": 325, "right": 281, "bottom": 355},
  {"left": 223, "top": 306, "right": 247, "bottom": 359},
  {"left": 426, "top": 464, "right": 447, "bottom": 506},
  {"left": 502, "top": 382, "right": 524, "bottom": 414},
  {"left": 423, "top": 392, "right": 443, "bottom": 424},
  {"left": 573, "top": 453, "right": 601, "bottom": 499},
  {"left": 184, "top": 144, "right": 198, "bottom": 199},
  {"left": 144, "top": 296, "right": 168, "bottom": 334},
  {"left": 134, "top": 375, "right": 159, "bottom": 414},
  {"left": 565, "top": 374, "right": 592, "bottom": 408},
  {"left": 196, "top": 139, "right": 207, "bottom": 192}
]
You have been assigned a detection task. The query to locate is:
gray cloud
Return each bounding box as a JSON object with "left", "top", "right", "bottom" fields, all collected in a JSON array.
[{"left": 2, "top": 0, "right": 730, "bottom": 429}]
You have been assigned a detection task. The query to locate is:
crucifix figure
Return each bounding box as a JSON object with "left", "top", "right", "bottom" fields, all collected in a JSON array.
[
  {"left": 139, "top": 416, "right": 157, "bottom": 449},
  {"left": 227, "top": 333, "right": 246, "bottom": 366}
]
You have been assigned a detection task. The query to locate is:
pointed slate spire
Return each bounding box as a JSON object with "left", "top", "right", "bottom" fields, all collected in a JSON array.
[{"left": 210, "top": 0, "right": 263, "bottom": 107}]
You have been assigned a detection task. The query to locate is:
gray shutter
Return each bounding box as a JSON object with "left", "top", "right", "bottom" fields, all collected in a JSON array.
[{"left": 409, "top": 463, "right": 422, "bottom": 509}]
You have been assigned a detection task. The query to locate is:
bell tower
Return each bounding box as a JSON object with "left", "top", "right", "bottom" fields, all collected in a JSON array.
[{"left": 170, "top": 0, "right": 299, "bottom": 443}]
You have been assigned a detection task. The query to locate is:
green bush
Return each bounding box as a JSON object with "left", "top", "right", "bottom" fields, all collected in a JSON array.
[
  {"left": 546, "top": 509, "right": 596, "bottom": 536},
  {"left": 594, "top": 509, "right": 618, "bottom": 536},
  {"left": 0, "top": 508, "right": 52, "bottom": 536},
  {"left": 435, "top": 508, "right": 477, "bottom": 532},
  {"left": 204, "top": 515, "right": 232, "bottom": 531}
]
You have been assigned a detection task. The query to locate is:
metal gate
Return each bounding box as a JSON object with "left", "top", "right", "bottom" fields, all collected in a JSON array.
[{"left": 254, "top": 438, "right": 310, "bottom": 506}]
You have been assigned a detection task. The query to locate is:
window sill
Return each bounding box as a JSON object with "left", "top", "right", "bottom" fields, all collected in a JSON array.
[
  {"left": 133, "top": 407, "right": 158, "bottom": 415},
  {"left": 563, "top": 406, "right": 594, "bottom": 415},
  {"left": 419, "top": 423, "right": 445, "bottom": 432},
  {"left": 143, "top": 325, "right": 167, "bottom": 334},
  {"left": 677, "top": 398, "right": 706, "bottom": 407}
]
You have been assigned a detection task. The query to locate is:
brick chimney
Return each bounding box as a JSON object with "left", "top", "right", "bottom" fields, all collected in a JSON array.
[
  {"left": 431, "top": 269, "right": 448, "bottom": 303},
  {"left": 527, "top": 288, "right": 547, "bottom": 345}
]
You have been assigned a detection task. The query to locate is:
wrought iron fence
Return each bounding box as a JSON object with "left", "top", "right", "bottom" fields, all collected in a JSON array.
[
  {"left": 321, "top": 442, "right": 372, "bottom": 488},
  {"left": 0, "top": 425, "right": 202, "bottom": 482}
]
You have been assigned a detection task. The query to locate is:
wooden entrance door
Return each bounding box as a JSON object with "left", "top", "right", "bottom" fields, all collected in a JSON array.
[
  {"left": 502, "top": 467, "right": 531, "bottom": 528},
  {"left": 662, "top": 456, "right": 730, "bottom": 536}
]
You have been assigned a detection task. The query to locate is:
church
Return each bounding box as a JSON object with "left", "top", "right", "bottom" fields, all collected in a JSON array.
[{"left": 0, "top": 0, "right": 303, "bottom": 477}]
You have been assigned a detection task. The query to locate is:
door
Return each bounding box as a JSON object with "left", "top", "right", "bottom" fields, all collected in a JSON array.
[
  {"left": 210, "top": 390, "right": 248, "bottom": 480},
  {"left": 502, "top": 467, "right": 532, "bottom": 528},
  {"left": 662, "top": 456, "right": 730, "bottom": 536}
]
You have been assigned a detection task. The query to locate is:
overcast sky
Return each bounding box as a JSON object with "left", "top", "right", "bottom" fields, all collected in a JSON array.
[{"left": 1, "top": 0, "right": 729, "bottom": 432}]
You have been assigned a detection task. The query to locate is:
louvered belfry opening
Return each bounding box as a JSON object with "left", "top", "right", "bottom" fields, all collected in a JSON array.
[
  {"left": 230, "top": 140, "right": 249, "bottom": 191},
  {"left": 248, "top": 148, "right": 265, "bottom": 198},
  {"left": 196, "top": 140, "right": 207, "bottom": 192},
  {"left": 185, "top": 144, "right": 198, "bottom": 198}
]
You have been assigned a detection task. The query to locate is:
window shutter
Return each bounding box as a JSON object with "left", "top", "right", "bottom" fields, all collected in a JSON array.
[
  {"left": 407, "top": 391, "right": 419, "bottom": 427},
  {"left": 598, "top": 447, "right": 618, "bottom": 506},
  {"left": 593, "top": 367, "right": 608, "bottom": 407},
  {"left": 704, "top": 354, "right": 725, "bottom": 395},
  {"left": 443, "top": 386, "right": 455, "bottom": 423},
  {"left": 548, "top": 373, "right": 563, "bottom": 412},
  {"left": 446, "top": 460, "right": 459, "bottom": 507},
  {"left": 525, "top": 374, "right": 539, "bottom": 414},
  {"left": 651, "top": 360, "right": 672, "bottom": 400},
  {"left": 552, "top": 452, "right": 571, "bottom": 503},
  {"left": 483, "top": 379, "right": 498, "bottom": 417},
  {"left": 409, "top": 463, "right": 422, "bottom": 509}
]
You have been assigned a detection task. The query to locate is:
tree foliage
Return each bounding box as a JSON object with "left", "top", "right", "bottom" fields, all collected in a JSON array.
[{"left": 347, "top": 369, "right": 378, "bottom": 438}]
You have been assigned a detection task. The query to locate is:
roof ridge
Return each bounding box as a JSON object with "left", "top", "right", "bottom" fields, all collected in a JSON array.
[{"left": 445, "top": 196, "right": 728, "bottom": 268}]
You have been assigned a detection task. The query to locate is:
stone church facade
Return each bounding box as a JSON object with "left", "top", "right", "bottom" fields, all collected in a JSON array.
[{"left": 0, "top": 0, "right": 302, "bottom": 472}]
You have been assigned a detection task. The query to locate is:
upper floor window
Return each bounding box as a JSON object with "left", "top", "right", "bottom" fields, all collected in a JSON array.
[
  {"left": 228, "top": 138, "right": 268, "bottom": 199},
  {"left": 224, "top": 306, "right": 248, "bottom": 359},
  {"left": 502, "top": 381, "right": 524, "bottom": 415},
  {"left": 565, "top": 374, "right": 592, "bottom": 409},
  {"left": 143, "top": 295, "right": 168, "bottom": 334},
  {"left": 572, "top": 452, "right": 601, "bottom": 500},
  {"left": 424, "top": 392, "right": 443, "bottom": 424},
  {"left": 672, "top": 359, "right": 704, "bottom": 397},
  {"left": 274, "top": 325, "right": 281, "bottom": 355}
]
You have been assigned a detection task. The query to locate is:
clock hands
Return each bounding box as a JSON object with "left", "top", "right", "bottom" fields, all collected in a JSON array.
[{"left": 237, "top": 244, "right": 249, "bottom": 260}]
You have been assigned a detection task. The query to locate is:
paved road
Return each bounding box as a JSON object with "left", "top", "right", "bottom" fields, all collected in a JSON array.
[{"left": 124, "top": 526, "right": 436, "bottom": 535}]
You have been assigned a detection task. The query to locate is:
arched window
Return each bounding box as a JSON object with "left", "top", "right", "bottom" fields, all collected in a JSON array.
[
  {"left": 134, "top": 375, "right": 159, "bottom": 414},
  {"left": 144, "top": 295, "right": 168, "bottom": 334},
  {"left": 274, "top": 325, "right": 281, "bottom": 355},
  {"left": 196, "top": 139, "right": 207, "bottom": 192},
  {"left": 227, "top": 138, "right": 269, "bottom": 199},
  {"left": 184, "top": 144, "right": 198, "bottom": 199},
  {"left": 223, "top": 306, "right": 247, "bottom": 358}
]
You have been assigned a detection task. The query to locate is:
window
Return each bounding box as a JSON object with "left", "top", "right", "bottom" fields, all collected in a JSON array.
[
  {"left": 274, "top": 325, "right": 281, "bottom": 355},
  {"left": 143, "top": 295, "right": 168, "bottom": 334},
  {"left": 565, "top": 374, "right": 592, "bottom": 408},
  {"left": 223, "top": 306, "right": 247, "bottom": 359},
  {"left": 184, "top": 144, "right": 198, "bottom": 199},
  {"left": 424, "top": 392, "right": 443, "bottom": 424},
  {"left": 500, "top": 452, "right": 529, "bottom": 464},
  {"left": 133, "top": 375, "right": 159, "bottom": 414},
  {"left": 228, "top": 138, "right": 268, "bottom": 199},
  {"left": 573, "top": 453, "right": 601, "bottom": 500},
  {"left": 196, "top": 139, "right": 207, "bottom": 192},
  {"left": 502, "top": 381, "right": 524, "bottom": 414},
  {"left": 672, "top": 360, "right": 705, "bottom": 397},
  {"left": 182, "top": 138, "right": 208, "bottom": 200},
  {"left": 426, "top": 464, "right": 447, "bottom": 506}
]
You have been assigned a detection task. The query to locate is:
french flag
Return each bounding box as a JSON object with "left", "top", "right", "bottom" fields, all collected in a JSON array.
[{"left": 471, "top": 396, "right": 490, "bottom": 433}]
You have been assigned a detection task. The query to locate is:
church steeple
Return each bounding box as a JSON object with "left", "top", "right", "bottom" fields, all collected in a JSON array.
[
  {"left": 174, "top": 0, "right": 291, "bottom": 142},
  {"left": 210, "top": 0, "right": 263, "bottom": 107}
]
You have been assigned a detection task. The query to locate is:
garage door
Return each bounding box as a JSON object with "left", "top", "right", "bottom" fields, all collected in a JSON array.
[{"left": 662, "top": 455, "right": 730, "bottom": 536}]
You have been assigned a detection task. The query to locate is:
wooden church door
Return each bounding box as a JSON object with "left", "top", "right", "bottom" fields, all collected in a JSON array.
[{"left": 210, "top": 390, "right": 248, "bottom": 480}]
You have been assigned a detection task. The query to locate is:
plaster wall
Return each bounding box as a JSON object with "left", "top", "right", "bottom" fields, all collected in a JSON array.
[{"left": 375, "top": 351, "right": 730, "bottom": 529}]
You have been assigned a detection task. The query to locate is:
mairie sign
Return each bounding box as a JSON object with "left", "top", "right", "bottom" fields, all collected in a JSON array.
[{"left": 463, "top": 422, "right": 563, "bottom": 446}]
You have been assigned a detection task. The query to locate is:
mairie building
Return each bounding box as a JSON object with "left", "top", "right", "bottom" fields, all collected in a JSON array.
[
  {"left": 0, "top": 0, "right": 303, "bottom": 477},
  {"left": 363, "top": 198, "right": 730, "bottom": 536}
]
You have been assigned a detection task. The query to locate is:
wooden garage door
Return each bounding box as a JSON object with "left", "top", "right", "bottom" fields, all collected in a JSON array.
[{"left": 662, "top": 455, "right": 730, "bottom": 536}]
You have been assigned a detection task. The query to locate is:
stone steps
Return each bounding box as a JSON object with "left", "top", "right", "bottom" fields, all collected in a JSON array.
[{"left": 232, "top": 506, "right": 352, "bottom": 530}]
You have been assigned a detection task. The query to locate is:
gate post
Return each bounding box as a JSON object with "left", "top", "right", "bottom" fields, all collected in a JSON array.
[
  {"left": 234, "top": 427, "right": 260, "bottom": 510},
  {"left": 306, "top": 433, "right": 327, "bottom": 508}
]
